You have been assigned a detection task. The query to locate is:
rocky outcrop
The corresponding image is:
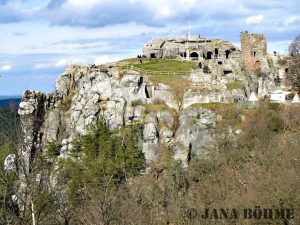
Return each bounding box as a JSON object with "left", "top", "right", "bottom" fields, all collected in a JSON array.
[
  {"left": 18, "top": 90, "right": 53, "bottom": 173},
  {"left": 4, "top": 154, "right": 16, "bottom": 171},
  {"left": 15, "top": 67, "right": 154, "bottom": 169},
  {"left": 174, "top": 108, "right": 216, "bottom": 167},
  {"left": 15, "top": 53, "right": 287, "bottom": 172},
  {"left": 142, "top": 113, "right": 159, "bottom": 165}
]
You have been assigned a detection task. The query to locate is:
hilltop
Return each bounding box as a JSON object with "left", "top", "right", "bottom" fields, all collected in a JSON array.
[
  {"left": 14, "top": 31, "right": 297, "bottom": 169},
  {"left": 0, "top": 32, "right": 299, "bottom": 224}
]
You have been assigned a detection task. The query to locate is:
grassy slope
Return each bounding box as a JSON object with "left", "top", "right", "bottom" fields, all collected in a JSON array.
[
  {"left": 133, "top": 59, "right": 197, "bottom": 85},
  {"left": 226, "top": 80, "right": 243, "bottom": 90},
  {"left": 134, "top": 59, "right": 197, "bottom": 72}
]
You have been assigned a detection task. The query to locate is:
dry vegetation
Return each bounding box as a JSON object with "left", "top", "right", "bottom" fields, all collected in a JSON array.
[
  {"left": 0, "top": 102, "right": 299, "bottom": 224},
  {"left": 60, "top": 89, "right": 78, "bottom": 111},
  {"left": 103, "top": 102, "right": 299, "bottom": 225}
]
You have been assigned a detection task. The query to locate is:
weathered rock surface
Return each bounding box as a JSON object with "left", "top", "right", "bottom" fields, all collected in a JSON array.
[
  {"left": 4, "top": 154, "right": 16, "bottom": 171},
  {"left": 175, "top": 108, "right": 216, "bottom": 166},
  {"left": 16, "top": 53, "right": 287, "bottom": 171},
  {"left": 142, "top": 113, "right": 159, "bottom": 165}
]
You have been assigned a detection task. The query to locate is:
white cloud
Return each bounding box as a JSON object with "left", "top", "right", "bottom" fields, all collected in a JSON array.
[
  {"left": 66, "top": 0, "right": 101, "bottom": 7},
  {"left": 34, "top": 63, "right": 52, "bottom": 69},
  {"left": 155, "top": 6, "right": 172, "bottom": 19},
  {"left": 54, "top": 59, "right": 69, "bottom": 68},
  {"left": 33, "top": 56, "right": 122, "bottom": 71},
  {"left": 128, "top": 0, "right": 196, "bottom": 20},
  {"left": 34, "top": 58, "right": 87, "bottom": 70},
  {"left": 0, "top": 22, "right": 168, "bottom": 55},
  {"left": 246, "top": 14, "right": 264, "bottom": 24},
  {"left": 283, "top": 15, "right": 299, "bottom": 27},
  {"left": 0, "top": 65, "right": 12, "bottom": 71},
  {"left": 95, "top": 55, "right": 120, "bottom": 65},
  {"left": 54, "top": 58, "right": 85, "bottom": 68}
]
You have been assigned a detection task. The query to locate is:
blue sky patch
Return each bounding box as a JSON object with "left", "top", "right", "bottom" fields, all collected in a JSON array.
[{"left": 0, "top": 0, "right": 299, "bottom": 95}]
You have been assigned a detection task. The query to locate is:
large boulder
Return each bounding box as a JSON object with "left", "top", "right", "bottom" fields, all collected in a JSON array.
[
  {"left": 175, "top": 108, "right": 216, "bottom": 164},
  {"left": 142, "top": 113, "right": 159, "bottom": 166},
  {"left": 4, "top": 154, "right": 16, "bottom": 172}
]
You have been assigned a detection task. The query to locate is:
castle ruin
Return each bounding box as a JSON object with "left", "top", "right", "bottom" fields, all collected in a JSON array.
[
  {"left": 143, "top": 31, "right": 268, "bottom": 70},
  {"left": 240, "top": 31, "right": 267, "bottom": 69},
  {"left": 143, "top": 35, "right": 239, "bottom": 62}
]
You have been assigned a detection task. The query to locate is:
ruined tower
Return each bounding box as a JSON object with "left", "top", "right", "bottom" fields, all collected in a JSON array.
[{"left": 240, "top": 31, "right": 267, "bottom": 69}]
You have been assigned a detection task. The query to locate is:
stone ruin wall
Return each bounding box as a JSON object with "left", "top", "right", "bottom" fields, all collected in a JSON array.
[{"left": 240, "top": 31, "right": 267, "bottom": 69}]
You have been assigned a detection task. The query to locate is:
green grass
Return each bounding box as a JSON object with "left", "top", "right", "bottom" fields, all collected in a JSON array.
[
  {"left": 189, "top": 102, "right": 235, "bottom": 111},
  {"left": 145, "top": 103, "right": 170, "bottom": 114},
  {"left": 144, "top": 98, "right": 177, "bottom": 114},
  {"left": 134, "top": 59, "right": 197, "bottom": 72},
  {"left": 148, "top": 74, "right": 185, "bottom": 86},
  {"left": 116, "top": 58, "right": 151, "bottom": 65},
  {"left": 134, "top": 59, "right": 196, "bottom": 85},
  {"left": 114, "top": 58, "right": 196, "bottom": 86},
  {"left": 145, "top": 104, "right": 168, "bottom": 113},
  {"left": 226, "top": 81, "right": 243, "bottom": 90}
]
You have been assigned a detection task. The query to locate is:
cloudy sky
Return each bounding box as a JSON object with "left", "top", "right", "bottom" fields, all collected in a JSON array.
[{"left": 0, "top": 0, "right": 299, "bottom": 95}]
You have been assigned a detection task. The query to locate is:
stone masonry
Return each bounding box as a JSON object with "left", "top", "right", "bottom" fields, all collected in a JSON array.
[{"left": 240, "top": 31, "right": 267, "bottom": 69}]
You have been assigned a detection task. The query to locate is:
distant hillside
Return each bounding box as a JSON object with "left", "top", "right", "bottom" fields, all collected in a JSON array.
[
  {"left": 0, "top": 98, "right": 21, "bottom": 109},
  {"left": 0, "top": 95, "right": 21, "bottom": 100}
]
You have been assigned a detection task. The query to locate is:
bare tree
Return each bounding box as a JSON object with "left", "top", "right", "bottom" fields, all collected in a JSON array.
[
  {"left": 287, "top": 35, "right": 300, "bottom": 93},
  {"left": 289, "top": 35, "right": 300, "bottom": 56},
  {"left": 169, "top": 76, "right": 191, "bottom": 112}
]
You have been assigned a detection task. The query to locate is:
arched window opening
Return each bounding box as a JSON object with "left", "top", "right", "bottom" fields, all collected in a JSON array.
[
  {"left": 190, "top": 52, "right": 199, "bottom": 60},
  {"left": 207, "top": 52, "right": 213, "bottom": 60},
  {"left": 225, "top": 50, "right": 230, "bottom": 59},
  {"left": 255, "top": 60, "right": 261, "bottom": 68},
  {"left": 214, "top": 48, "right": 219, "bottom": 58}
]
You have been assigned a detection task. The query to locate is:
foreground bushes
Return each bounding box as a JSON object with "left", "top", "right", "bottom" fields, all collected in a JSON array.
[
  {"left": 63, "top": 103, "right": 300, "bottom": 225},
  {"left": 0, "top": 103, "right": 299, "bottom": 224}
]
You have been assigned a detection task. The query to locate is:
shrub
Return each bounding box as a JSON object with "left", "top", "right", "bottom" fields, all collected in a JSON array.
[
  {"left": 131, "top": 99, "right": 143, "bottom": 107},
  {"left": 45, "top": 142, "right": 61, "bottom": 158},
  {"left": 203, "top": 65, "right": 210, "bottom": 73},
  {"left": 277, "top": 56, "right": 287, "bottom": 66},
  {"left": 152, "top": 98, "right": 165, "bottom": 105},
  {"left": 65, "top": 120, "right": 145, "bottom": 189},
  {"left": 266, "top": 110, "right": 284, "bottom": 132},
  {"left": 144, "top": 99, "right": 172, "bottom": 114},
  {"left": 61, "top": 90, "right": 77, "bottom": 112}
]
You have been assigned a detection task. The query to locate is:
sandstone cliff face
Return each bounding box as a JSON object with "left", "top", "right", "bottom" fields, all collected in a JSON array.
[{"left": 16, "top": 55, "right": 287, "bottom": 171}]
